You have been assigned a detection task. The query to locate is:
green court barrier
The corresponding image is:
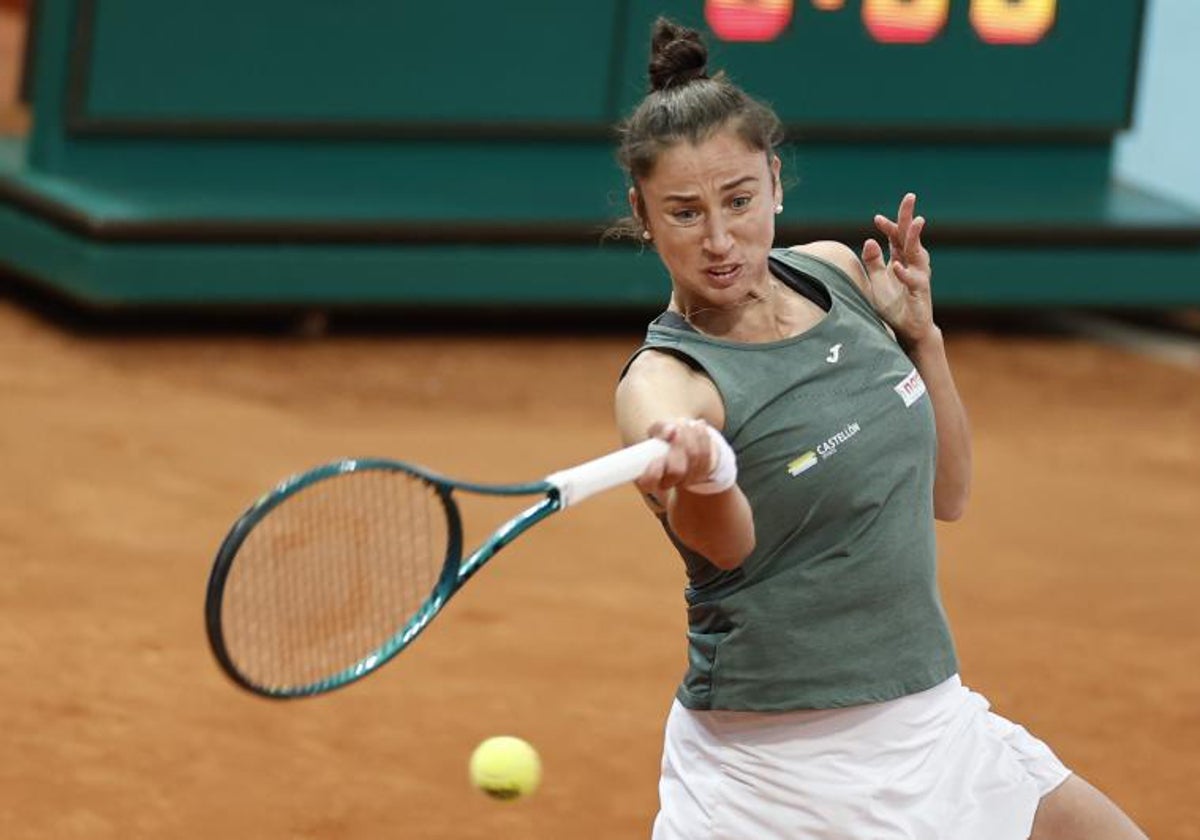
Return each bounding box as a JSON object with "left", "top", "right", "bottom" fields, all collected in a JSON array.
[{"left": 2, "top": 0, "right": 1197, "bottom": 309}]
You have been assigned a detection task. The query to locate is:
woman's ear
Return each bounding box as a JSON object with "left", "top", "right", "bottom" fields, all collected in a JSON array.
[
  {"left": 629, "top": 186, "right": 651, "bottom": 239},
  {"left": 771, "top": 155, "right": 783, "bottom": 207}
]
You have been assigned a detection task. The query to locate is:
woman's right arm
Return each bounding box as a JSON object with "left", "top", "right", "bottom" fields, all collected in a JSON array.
[{"left": 615, "top": 350, "right": 755, "bottom": 569}]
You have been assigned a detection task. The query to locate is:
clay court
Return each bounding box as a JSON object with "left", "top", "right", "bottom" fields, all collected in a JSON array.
[{"left": 0, "top": 296, "right": 1196, "bottom": 839}]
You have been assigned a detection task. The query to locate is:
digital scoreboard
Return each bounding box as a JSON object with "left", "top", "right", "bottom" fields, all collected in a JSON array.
[
  {"left": 706, "top": 0, "right": 1058, "bottom": 46},
  {"left": 69, "top": 0, "right": 1144, "bottom": 138},
  {"left": 628, "top": 0, "right": 1146, "bottom": 134}
]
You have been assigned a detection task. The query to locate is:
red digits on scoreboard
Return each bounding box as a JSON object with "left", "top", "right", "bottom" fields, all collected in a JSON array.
[
  {"left": 969, "top": 0, "right": 1056, "bottom": 45},
  {"left": 862, "top": 0, "right": 950, "bottom": 44},
  {"left": 705, "top": 0, "right": 795, "bottom": 43},
  {"left": 705, "top": 0, "right": 1057, "bottom": 45}
]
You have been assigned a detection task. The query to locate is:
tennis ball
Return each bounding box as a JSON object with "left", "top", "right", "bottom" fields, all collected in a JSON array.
[{"left": 468, "top": 736, "right": 541, "bottom": 801}]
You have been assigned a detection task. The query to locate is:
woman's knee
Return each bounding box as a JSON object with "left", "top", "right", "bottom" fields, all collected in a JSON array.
[{"left": 1030, "top": 774, "right": 1148, "bottom": 840}]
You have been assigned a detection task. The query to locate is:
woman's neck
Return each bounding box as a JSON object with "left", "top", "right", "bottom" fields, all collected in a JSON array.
[
  {"left": 672, "top": 272, "right": 785, "bottom": 341},
  {"left": 672, "top": 274, "right": 825, "bottom": 343}
]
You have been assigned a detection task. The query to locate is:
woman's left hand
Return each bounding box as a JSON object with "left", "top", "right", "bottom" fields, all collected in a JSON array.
[{"left": 861, "top": 192, "right": 935, "bottom": 347}]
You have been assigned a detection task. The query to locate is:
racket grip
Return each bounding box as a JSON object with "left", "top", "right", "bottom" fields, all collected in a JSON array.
[{"left": 546, "top": 438, "right": 670, "bottom": 508}]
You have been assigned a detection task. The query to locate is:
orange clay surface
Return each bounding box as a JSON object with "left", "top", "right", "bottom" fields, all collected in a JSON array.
[{"left": 0, "top": 299, "right": 1196, "bottom": 839}]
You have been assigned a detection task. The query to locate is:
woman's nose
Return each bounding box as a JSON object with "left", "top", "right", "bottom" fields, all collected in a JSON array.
[{"left": 703, "top": 219, "right": 733, "bottom": 255}]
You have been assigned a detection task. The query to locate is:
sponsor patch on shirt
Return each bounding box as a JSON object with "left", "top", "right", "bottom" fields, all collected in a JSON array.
[
  {"left": 787, "top": 450, "right": 819, "bottom": 476},
  {"left": 894, "top": 368, "right": 927, "bottom": 407},
  {"left": 786, "top": 421, "right": 862, "bottom": 479}
]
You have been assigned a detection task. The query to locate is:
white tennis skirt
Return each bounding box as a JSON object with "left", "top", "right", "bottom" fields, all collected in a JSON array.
[{"left": 652, "top": 675, "right": 1070, "bottom": 840}]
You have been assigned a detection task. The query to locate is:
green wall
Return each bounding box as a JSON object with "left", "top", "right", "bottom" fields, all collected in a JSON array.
[{"left": 5, "top": 0, "right": 1197, "bottom": 310}]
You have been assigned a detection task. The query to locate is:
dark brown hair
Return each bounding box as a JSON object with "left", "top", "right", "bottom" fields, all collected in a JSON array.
[{"left": 610, "top": 17, "right": 785, "bottom": 240}]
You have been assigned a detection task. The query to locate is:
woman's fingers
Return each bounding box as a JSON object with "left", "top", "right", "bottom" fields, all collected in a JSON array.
[
  {"left": 672, "top": 420, "right": 715, "bottom": 484},
  {"left": 883, "top": 195, "right": 916, "bottom": 250},
  {"left": 897, "top": 192, "right": 916, "bottom": 234},
  {"left": 892, "top": 261, "right": 918, "bottom": 290},
  {"left": 638, "top": 418, "right": 715, "bottom": 493},
  {"left": 876, "top": 194, "right": 921, "bottom": 260},
  {"left": 862, "top": 237, "right": 888, "bottom": 277},
  {"left": 874, "top": 216, "right": 927, "bottom": 272},
  {"left": 874, "top": 213, "right": 899, "bottom": 246},
  {"left": 904, "top": 216, "right": 928, "bottom": 263},
  {"left": 893, "top": 259, "right": 932, "bottom": 293}
]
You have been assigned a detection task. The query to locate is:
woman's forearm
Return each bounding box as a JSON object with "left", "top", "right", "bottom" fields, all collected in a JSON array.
[
  {"left": 907, "top": 327, "right": 972, "bottom": 520},
  {"left": 667, "top": 486, "right": 756, "bottom": 569}
]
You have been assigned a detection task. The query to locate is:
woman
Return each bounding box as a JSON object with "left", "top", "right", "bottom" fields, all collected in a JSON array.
[{"left": 615, "top": 17, "right": 1147, "bottom": 840}]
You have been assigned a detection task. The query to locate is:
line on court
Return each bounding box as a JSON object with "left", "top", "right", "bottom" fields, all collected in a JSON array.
[{"left": 1048, "top": 311, "right": 1200, "bottom": 371}]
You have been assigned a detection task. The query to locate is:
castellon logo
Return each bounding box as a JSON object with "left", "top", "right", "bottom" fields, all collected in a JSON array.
[
  {"left": 787, "top": 421, "right": 862, "bottom": 477},
  {"left": 787, "top": 451, "right": 818, "bottom": 476},
  {"left": 817, "top": 422, "right": 861, "bottom": 457}
]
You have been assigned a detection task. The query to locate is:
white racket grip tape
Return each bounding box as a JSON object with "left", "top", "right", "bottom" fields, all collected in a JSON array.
[{"left": 546, "top": 437, "right": 670, "bottom": 508}]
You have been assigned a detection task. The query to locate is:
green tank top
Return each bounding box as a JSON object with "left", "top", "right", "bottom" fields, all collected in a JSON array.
[{"left": 630, "top": 249, "right": 958, "bottom": 711}]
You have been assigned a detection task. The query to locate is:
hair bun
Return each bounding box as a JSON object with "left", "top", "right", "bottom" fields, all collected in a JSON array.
[{"left": 648, "top": 17, "right": 709, "bottom": 92}]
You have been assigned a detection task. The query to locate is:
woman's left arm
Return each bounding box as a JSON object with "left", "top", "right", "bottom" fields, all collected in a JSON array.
[
  {"left": 858, "top": 192, "right": 971, "bottom": 521},
  {"left": 902, "top": 328, "right": 971, "bottom": 521},
  {"left": 805, "top": 194, "right": 971, "bottom": 520}
]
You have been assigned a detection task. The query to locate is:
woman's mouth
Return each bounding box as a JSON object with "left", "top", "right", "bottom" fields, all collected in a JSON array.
[{"left": 705, "top": 264, "right": 743, "bottom": 285}]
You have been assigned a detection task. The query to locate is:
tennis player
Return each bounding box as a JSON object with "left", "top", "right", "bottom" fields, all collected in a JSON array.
[{"left": 614, "top": 17, "right": 1148, "bottom": 840}]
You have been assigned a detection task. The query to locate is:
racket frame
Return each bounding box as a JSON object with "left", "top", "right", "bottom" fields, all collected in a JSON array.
[
  {"left": 205, "top": 437, "right": 669, "bottom": 699},
  {"left": 204, "top": 458, "right": 560, "bottom": 699}
]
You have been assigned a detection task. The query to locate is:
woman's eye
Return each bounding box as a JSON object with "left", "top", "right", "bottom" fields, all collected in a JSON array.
[
  {"left": 672, "top": 209, "right": 699, "bottom": 222},
  {"left": 731, "top": 195, "right": 752, "bottom": 210}
]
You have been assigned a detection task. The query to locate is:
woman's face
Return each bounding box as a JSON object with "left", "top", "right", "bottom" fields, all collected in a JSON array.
[{"left": 632, "top": 127, "right": 782, "bottom": 307}]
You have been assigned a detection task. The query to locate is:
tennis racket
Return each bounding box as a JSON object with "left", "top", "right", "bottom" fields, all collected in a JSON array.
[{"left": 204, "top": 438, "right": 668, "bottom": 700}]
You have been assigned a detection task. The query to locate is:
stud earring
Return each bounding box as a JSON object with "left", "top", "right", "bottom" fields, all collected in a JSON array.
[
  {"left": 774, "top": 204, "right": 784, "bottom": 215},
  {"left": 642, "top": 230, "right": 652, "bottom": 241}
]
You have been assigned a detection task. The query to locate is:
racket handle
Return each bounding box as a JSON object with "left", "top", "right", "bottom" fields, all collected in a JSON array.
[{"left": 546, "top": 438, "right": 670, "bottom": 508}]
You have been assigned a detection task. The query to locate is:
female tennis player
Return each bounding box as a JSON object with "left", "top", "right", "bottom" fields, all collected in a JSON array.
[{"left": 614, "top": 17, "right": 1147, "bottom": 840}]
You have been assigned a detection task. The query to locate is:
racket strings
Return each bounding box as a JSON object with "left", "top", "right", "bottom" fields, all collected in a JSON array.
[{"left": 220, "top": 470, "right": 449, "bottom": 692}]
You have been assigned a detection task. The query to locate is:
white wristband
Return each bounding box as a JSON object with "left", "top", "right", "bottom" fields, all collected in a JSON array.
[{"left": 685, "top": 424, "right": 738, "bottom": 495}]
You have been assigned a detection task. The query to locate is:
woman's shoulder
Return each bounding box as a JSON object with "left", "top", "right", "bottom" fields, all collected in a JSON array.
[
  {"left": 783, "top": 241, "right": 871, "bottom": 298},
  {"left": 622, "top": 345, "right": 703, "bottom": 386},
  {"left": 617, "top": 348, "right": 725, "bottom": 429},
  {"left": 779, "top": 242, "right": 894, "bottom": 339}
]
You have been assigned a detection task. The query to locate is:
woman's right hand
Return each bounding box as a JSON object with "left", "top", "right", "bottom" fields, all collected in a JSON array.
[{"left": 635, "top": 418, "right": 721, "bottom": 500}]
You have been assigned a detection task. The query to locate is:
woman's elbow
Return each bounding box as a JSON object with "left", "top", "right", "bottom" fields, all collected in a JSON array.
[
  {"left": 672, "top": 492, "right": 756, "bottom": 569},
  {"left": 704, "top": 531, "right": 756, "bottom": 570},
  {"left": 934, "top": 491, "right": 970, "bottom": 522},
  {"left": 708, "top": 551, "right": 750, "bottom": 571}
]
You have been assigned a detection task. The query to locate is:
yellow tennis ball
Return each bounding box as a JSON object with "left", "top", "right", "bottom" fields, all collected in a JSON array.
[{"left": 468, "top": 736, "right": 541, "bottom": 801}]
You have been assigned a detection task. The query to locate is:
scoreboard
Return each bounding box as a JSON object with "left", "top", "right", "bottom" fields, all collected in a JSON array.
[
  {"left": 706, "top": 0, "right": 1059, "bottom": 46},
  {"left": 633, "top": 0, "right": 1146, "bottom": 133},
  {"left": 67, "top": 0, "right": 1144, "bottom": 139},
  {"left": 10, "top": 0, "right": 1196, "bottom": 313}
]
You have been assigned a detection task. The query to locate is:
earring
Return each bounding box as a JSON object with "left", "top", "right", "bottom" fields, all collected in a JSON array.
[
  {"left": 774, "top": 204, "right": 784, "bottom": 215},
  {"left": 642, "top": 230, "right": 652, "bottom": 240}
]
